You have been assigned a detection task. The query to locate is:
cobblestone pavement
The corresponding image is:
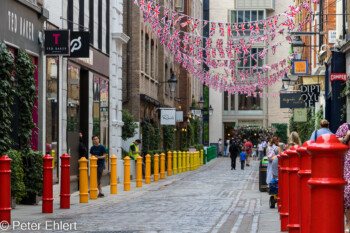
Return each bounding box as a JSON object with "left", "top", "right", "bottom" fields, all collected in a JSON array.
[{"left": 7, "top": 158, "right": 280, "bottom": 233}]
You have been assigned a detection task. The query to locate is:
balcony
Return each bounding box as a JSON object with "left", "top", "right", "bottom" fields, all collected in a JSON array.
[{"left": 235, "top": 0, "right": 275, "bottom": 11}]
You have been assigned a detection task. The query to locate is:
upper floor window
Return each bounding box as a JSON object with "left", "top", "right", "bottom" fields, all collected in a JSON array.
[{"left": 230, "top": 10, "right": 265, "bottom": 36}]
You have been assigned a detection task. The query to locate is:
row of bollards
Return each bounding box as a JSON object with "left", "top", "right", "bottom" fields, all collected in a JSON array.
[
  {"left": 0, "top": 149, "right": 206, "bottom": 225},
  {"left": 122, "top": 151, "right": 203, "bottom": 191},
  {"left": 278, "top": 134, "right": 347, "bottom": 233}
]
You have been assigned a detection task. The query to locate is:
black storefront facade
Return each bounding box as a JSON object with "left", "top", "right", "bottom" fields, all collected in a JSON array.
[
  {"left": 0, "top": 0, "right": 48, "bottom": 152},
  {"left": 325, "top": 50, "right": 347, "bottom": 133}
]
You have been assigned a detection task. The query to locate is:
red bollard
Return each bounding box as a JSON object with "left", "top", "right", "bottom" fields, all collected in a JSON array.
[
  {"left": 277, "top": 153, "right": 281, "bottom": 212},
  {"left": 286, "top": 145, "right": 301, "bottom": 233},
  {"left": 297, "top": 141, "right": 314, "bottom": 233},
  {"left": 307, "top": 134, "right": 348, "bottom": 233},
  {"left": 42, "top": 154, "right": 53, "bottom": 213},
  {"left": 0, "top": 155, "right": 11, "bottom": 225},
  {"left": 60, "top": 153, "right": 71, "bottom": 209},
  {"left": 279, "top": 151, "right": 289, "bottom": 232}
]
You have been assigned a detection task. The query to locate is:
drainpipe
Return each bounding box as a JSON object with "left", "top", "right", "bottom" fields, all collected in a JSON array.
[
  {"left": 123, "top": 0, "right": 131, "bottom": 105},
  {"left": 343, "top": 0, "right": 347, "bottom": 40}
]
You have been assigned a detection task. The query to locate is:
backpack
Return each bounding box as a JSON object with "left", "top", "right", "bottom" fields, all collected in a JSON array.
[{"left": 267, "top": 146, "right": 278, "bottom": 162}]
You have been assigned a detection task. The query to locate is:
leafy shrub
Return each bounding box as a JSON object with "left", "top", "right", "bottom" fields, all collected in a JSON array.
[
  {"left": 122, "top": 109, "right": 138, "bottom": 140},
  {"left": 22, "top": 150, "right": 43, "bottom": 198},
  {"left": 6, "top": 150, "right": 25, "bottom": 202}
]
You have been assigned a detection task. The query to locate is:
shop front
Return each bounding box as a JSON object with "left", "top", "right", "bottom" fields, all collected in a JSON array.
[{"left": 0, "top": 0, "right": 47, "bottom": 151}]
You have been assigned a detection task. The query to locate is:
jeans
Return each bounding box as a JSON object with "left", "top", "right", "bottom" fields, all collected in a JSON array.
[
  {"left": 258, "top": 151, "right": 264, "bottom": 160},
  {"left": 241, "top": 160, "right": 245, "bottom": 170}
]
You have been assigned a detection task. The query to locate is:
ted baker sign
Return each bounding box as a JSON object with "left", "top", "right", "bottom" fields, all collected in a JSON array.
[
  {"left": 44, "top": 30, "right": 70, "bottom": 55},
  {"left": 330, "top": 73, "right": 347, "bottom": 82}
]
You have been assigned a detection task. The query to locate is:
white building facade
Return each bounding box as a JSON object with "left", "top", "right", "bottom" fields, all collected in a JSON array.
[{"left": 208, "top": 0, "right": 293, "bottom": 143}]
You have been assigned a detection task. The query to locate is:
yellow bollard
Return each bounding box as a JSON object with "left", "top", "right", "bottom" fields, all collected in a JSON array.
[
  {"left": 136, "top": 156, "right": 143, "bottom": 187},
  {"left": 173, "top": 151, "right": 177, "bottom": 175},
  {"left": 191, "top": 152, "right": 195, "bottom": 170},
  {"left": 201, "top": 150, "right": 204, "bottom": 166},
  {"left": 145, "top": 154, "right": 151, "bottom": 184},
  {"left": 160, "top": 153, "right": 165, "bottom": 179},
  {"left": 193, "top": 152, "right": 196, "bottom": 170},
  {"left": 79, "top": 157, "right": 88, "bottom": 203},
  {"left": 154, "top": 154, "right": 159, "bottom": 181},
  {"left": 167, "top": 151, "right": 172, "bottom": 176},
  {"left": 195, "top": 152, "right": 198, "bottom": 169},
  {"left": 124, "top": 156, "right": 131, "bottom": 191},
  {"left": 187, "top": 151, "right": 190, "bottom": 171},
  {"left": 182, "top": 151, "right": 186, "bottom": 172},
  {"left": 178, "top": 151, "right": 182, "bottom": 173},
  {"left": 110, "top": 155, "right": 117, "bottom": 194},
  {"left": 197, "top": 151, "right": 200, "bottom": 169},
  {"left": 51, "top": 149, "right": 55, "bottom": 168},
  {"left": 89, "top": 156, "right": 98, "bottom": 199}
]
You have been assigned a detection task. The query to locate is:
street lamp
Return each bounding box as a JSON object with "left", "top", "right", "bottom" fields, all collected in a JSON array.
[
  {"left": 282, "top": 73, "right": 291, "bottom": 90},
  {"left": 198, "top": 96, "right": 205, "bottom": 108},
  {"left": 291, "top": 36, "right": 305, "bottom": 60},
  {"left": 167, "top": 72, "right": 178, "bottom": 93},
  {"left": 208, "top": 105, "right": 214, "bottom": 116}
]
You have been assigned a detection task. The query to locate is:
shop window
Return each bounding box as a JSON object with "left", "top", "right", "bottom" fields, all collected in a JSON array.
[
  {"left": 93, "top": 76, "right": 109, "bottom": 153},
  {"left": 46, "top": 57, "right": 59, "bottom": 155}
]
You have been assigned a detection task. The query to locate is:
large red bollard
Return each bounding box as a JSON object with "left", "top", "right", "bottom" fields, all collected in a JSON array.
[
  {"left": 279, "top": 151, "right": 289, "bottom": 232},
  {"left": 277, "top": 153, "right": 282, "bottom": 212},
  {"left": 60, "top": 153, "right": 71, "bottom": 209},
  {"left": 0, "top": 155, "right": 11, "bottom": 225},
  {"left": 42, "top": 154, "right": 54, "bottom": 213},
  {"left": 287, "top": 145, "right": 301, "bottom": 233},
  {"left": 307, "top": 134, "right": 347, "bottom": 233},
  {"left": 297, "top": 141, "right": 314, "bottom": 233}
]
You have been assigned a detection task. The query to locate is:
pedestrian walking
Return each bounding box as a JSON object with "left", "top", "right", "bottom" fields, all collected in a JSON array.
[
  {"left": 244, "top": 139, "right": 253, "bottom": 166},
  {"left": 217, "top": 138, "right": 223, "bottom": 157},
  {"left": 239, "top": 151, "right": 247, "bottom": 170},
  {"left": 336, "top": 123, "right": 350, "bottom": 232},
  {"left": 229, "top": 140, "right": 238, "bottom": 170},
  {"left": 286, "top": 131, "right": 301, "bottom": 150},
  {"left": 90, "top": 135, "right": 107, "bottom": 198},
  {"left": 224, "top": 141, "right": 228, "bottom": 157},
  {"left": 79, "top": 132, "right": 88, "bottom": 159},
  {"left": 309, "top": 119, "right": 334, "bottom": 141},
  {"left": 257, "top": 139, "right": 264, "bottom": 160},
  {"left": 266, "top": 137, "right": 280, "bottom": 185}
]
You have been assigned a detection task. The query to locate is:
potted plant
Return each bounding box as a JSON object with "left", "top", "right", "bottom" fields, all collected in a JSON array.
[
  {"left": 6, "top": 150, "right": 25, "bottom": 208},
  {"left": 21, "top": 150, "right": 43, "bottom": 205}
]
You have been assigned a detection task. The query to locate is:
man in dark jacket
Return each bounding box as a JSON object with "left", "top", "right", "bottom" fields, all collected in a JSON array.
[{"left": 229, "top": 140, "right": 239, "bottom": 170}]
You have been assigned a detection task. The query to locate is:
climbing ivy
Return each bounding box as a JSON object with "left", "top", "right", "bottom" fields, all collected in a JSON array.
[
  {"left": 0, "top": 42, "right": 15, "bottom": 154},
  {"left": 16, "top": 50, "right": 36, "bottom": 154},
  {"left": 289, "top": 107, "right": 316, "bottom": 143},
  {"left": 151, "top": 122, "right": 161, "bottom": 151},
  {"left": 122, "top": 109, "right": 138, "bottom": 140}
]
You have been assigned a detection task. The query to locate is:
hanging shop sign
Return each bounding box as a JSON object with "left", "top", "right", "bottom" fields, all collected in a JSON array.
[
  {"left": 300, "top": 84, "right": 320, "bottom": 107},
  {"left": 294, "top": 108, "right": 307, "bottom": 122},
  {"left": 330, "top": 73, "right": 347, "bottom": 82},
  {"left": 293, "top": 60, "right": 308, "bottom": 75},
  {"left": 280, "top": 93, "right": 304, "bottom": 108},
  {"left": 176, "top": 111, "right": 183, "bottom": 122},
  {"left": 160, "top": 108, "right": 176, "bottom": 125},
  {"left": 44, "top": 30, "right": 70, "bottom": 55},
  {"left": 68, "top": 31, "right": 90, "bottom": 58}
]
